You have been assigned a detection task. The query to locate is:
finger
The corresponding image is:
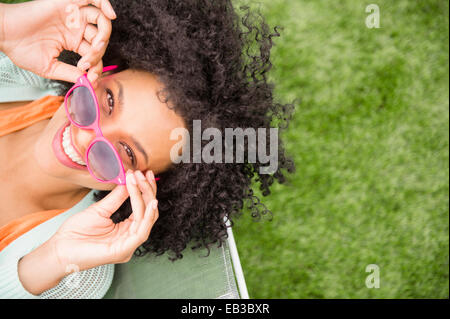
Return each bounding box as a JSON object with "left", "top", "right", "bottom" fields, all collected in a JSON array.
[
  {"left": 82, "top": 6, "right": 111, "bottom": 50},
  {"left": 91, "top": 185, "right": 128, "bottom": 218},
  {"left": 115, "top": 201, "right": 158, "bottom": 262},
  {"left": 146, "top": 170, "right": 158, "bottom": 197},
  {"left": 115, "top": 219, "right": 132, "bottom": 236},
  {"left": 137, "top": 199, "right": 159, "bottom": 241},
  {"left": 134, "top": 170, "right": 155, "bottom": 206},
  {"left": 83, "top": 23, "right": 98, "bottom": 44},
  {"left": 76, "top": 39, "right": 106, "bottom": 75},
  {"left": 87, "top": 59, "right": 103, "bottom": 86},
  {"left": 76, "top": 40, "right": 91, "bottom": 57},
  {"left": 74, "top": 7, "right": 111, "bottom": 70},
  {"left": 46, "top": 60, "right": 84, "bottom": 83},
  {"left": 126, "top": 171, "right": 145, "bottom": 233},
  {"left": 75, "top": 0, "right": 117, "bottom": 20},
  {"left": 75, "top": 40, "right": 92, "bottom": 70}
]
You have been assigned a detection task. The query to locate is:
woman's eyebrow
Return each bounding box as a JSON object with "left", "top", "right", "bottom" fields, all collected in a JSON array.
[
  {"left": 132, "top": 137, "right": 149, "bottom": 166},
  {"left": 114, "top": 79, "right": 149, "bottom": 166},
  {"left": 114, "top": 79, "right": 125, "bottom": 112}
]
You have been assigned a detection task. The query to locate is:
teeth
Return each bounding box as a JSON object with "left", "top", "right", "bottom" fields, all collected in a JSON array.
[{"left": 62, "top": 126, "right": 86, "bottom": 166}]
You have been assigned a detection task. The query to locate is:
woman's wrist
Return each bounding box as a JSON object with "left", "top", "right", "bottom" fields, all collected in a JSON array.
[
  {"left": 0, "top": 2, "right": 21, "bottom": 54},
  {"left": 0, "top": 0, "right": 40, "bottom": 55},
  {"left": 0, "top": 3, "right": 6, "bottom": 52},
  {"left": 17, "top": 238, "right": 67, "bottom": 296}
]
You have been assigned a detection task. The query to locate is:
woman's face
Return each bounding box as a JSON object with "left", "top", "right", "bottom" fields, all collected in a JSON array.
[{"left": 34, "top": 69, "right": 186, "bottom": 190}]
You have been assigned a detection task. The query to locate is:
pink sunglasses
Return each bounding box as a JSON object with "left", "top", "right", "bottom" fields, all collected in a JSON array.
[{"left": 64, "top": 65, "right": 159, "bottom": 185}]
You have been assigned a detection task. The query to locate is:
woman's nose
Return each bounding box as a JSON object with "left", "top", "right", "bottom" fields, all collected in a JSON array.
[{"left": 71, "top": 124, "right": 96, "bottom": 157}]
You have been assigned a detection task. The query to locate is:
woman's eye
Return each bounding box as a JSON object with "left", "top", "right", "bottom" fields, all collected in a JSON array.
[
  {"left": 106, "top": 88, "right": 114, "bottom": 115},
  {"left": 120, "top": 142, "right": 136, "bottom": 167}
]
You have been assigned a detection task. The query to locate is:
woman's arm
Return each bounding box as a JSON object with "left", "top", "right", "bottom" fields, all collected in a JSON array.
[
  {"left": 0, "top": 243, "right": 114, "bottom": 298},
  {"left": 16, "top": 237, "right": 115, "bottom": 297},
  {"left": 0, "top": 2, "right": 7, "bottom": 53},
  {"left": 0, "top": 0, "right": 115, "bottom": 84},
  {"left": 17, "top": 238, "right": 66, "bottom": 296},
  {"left": 0, "top": 3, "right": 4, "bottom": 52}
]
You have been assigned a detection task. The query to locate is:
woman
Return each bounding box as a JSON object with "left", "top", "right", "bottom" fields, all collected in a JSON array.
[{"left": 0, "top": 0, "right": 295, "bottom": 298}]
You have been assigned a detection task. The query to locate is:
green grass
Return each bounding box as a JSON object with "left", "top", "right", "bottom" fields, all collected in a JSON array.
[
  {"left": 2, "top": 0, "right": 448, "bottom": 298},
  {"left": 231, "top": 0, "right": 449, "bottom": 298},
  {"left": 0, "top": 0, "right": 28, "bottom": 3}
]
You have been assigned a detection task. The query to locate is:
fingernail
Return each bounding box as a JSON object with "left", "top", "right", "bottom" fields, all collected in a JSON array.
[
  {"left": 110, "top": 8, "right": 117, "bottom": 19},
  {"left": 79, "top": 62, "right": 90, "bottom": 71},
  {"left": 151, "top": 200, "right": 158, "bottom": 210},
  {"left": 127, "top": 172, "right": 137, "bottom": 185},
  {"left": 135, "top": 170, "right": 146, "bottom": 181},
  {"left": 146, "top": 170, "right": 155, "bottom": 181},
  {"left": 107, "top": 5, "right": 117, "bottom": 19}
]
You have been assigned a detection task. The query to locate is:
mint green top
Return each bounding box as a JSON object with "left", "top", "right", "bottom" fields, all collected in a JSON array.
[
  {"left": 0, "top": 52, "right": 61, "bottom": 102},
  {"left": 0, "top": 52, "right": 114, "bottom": 299}
]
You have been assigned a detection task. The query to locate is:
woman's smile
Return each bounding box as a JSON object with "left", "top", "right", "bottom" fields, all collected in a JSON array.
[
  {"left": 62, "top": 124, "right": 86, "bottom": 166},
  {"left": 52, "top": 120, "right": 87, "bottom": 171}
]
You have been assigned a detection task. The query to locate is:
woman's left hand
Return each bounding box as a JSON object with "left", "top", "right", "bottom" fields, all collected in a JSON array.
[
  {"left": 50, "top": 170, "right": 159, "bottom": 273},
  {"left": 0, "top": 0, "right": 116, "bottom": 84}
]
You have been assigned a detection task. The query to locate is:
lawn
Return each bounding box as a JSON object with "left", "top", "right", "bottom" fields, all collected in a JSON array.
[
  {"left": 231, "top": 0, "right": 449, "bottom": 298},
  {"left": 1, "top": 0, "right": 448, "bottom": 298}
]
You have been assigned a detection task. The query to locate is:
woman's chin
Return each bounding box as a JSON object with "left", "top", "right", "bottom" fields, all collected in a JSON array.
[
  {"left": 32, "top": 132, "right": 87, "bottom": 187},
  {"left": 33, "top": 133, "right": 60, "bottom": 176}
]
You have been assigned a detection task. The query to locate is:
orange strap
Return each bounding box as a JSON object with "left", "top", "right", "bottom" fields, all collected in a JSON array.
[
  {"left": 0, "top": 95, "right": 64, "bottom": 138},
  {"left": 0, "top": 95, "right": 67, "bottom": 252},
  {"left": 0, "top": 209, "right": 66, "bottom": 252}
]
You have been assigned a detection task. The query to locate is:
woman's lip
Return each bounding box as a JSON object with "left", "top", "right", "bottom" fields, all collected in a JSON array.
[{"left": 52, "top": 121, "right": 87, "bottom": 170}]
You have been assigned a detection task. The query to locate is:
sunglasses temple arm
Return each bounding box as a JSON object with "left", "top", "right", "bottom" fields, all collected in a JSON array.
[{"left": 102, "top": 65, "right": 118, "bottom": 73}]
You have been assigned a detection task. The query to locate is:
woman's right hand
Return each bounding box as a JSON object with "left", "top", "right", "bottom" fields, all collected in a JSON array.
[
  {"left": 0, "top": 0, "right": 116, "bottom": 83},
  {"left": 50, "top": 170, "right": 159, "bottom": 274}
]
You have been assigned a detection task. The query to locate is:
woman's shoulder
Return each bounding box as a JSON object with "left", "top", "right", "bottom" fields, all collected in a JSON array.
[{"left": 0, "top": 190, "right": 97, "bottom": 261}]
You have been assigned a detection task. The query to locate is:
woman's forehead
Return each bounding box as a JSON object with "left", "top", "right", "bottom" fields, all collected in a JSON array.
[
  {"left": 110, "top": 70, "right": 183, "bottom": 127},
  {"left": 106, "top": 69, "right": 163, "bottom": 94}
]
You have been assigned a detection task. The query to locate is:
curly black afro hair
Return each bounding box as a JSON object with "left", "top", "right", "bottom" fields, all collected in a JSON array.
[{"left": 58, "top": 0, "right": 296, "bottom": 261}]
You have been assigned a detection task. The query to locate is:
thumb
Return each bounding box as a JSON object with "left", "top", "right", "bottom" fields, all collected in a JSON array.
[
  {"left": 45, "top": 60, "right": 84, "bottom": 83},
  {"left": 90, "top": 185, "right": 129, "bottom": 218}
]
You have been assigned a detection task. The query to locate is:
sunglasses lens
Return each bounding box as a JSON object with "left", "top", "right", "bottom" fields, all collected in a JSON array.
[
  {"left": 88, "top": 141, "right": 121, "bottom": 182},
  {"left": 67, "top": 86, "right": 97, "bottom": 126}
]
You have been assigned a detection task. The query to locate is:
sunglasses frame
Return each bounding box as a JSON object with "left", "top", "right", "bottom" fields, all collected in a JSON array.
[{"left": 64, "top": 65, "right": 127, "bottom": 185}]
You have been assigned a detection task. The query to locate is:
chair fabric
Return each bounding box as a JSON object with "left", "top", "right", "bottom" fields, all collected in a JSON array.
[{"left": 103, "top": 238, "right": 241, "bottom": 299}]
